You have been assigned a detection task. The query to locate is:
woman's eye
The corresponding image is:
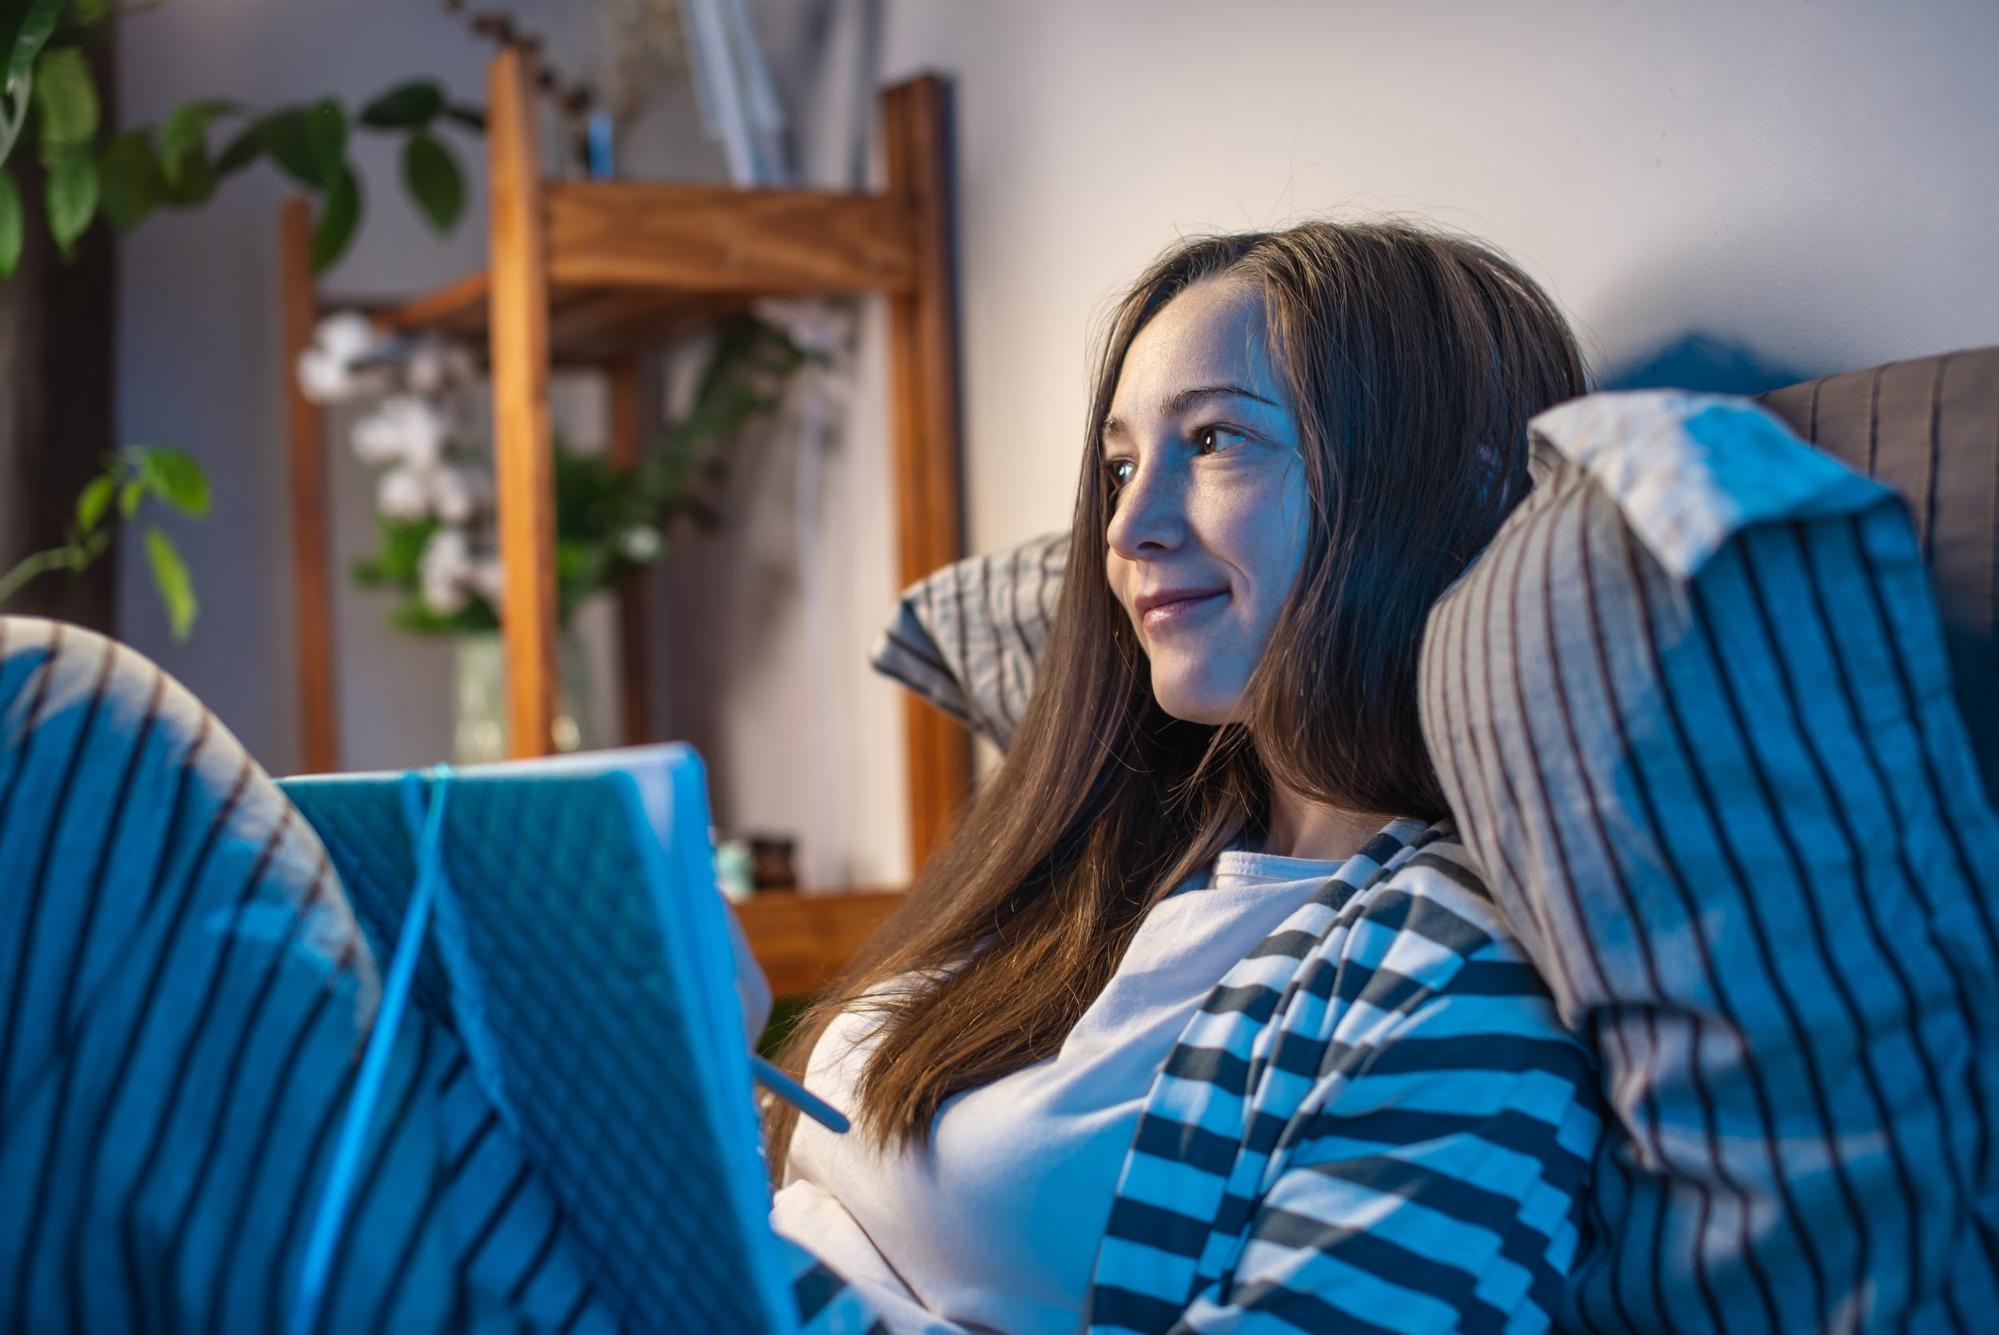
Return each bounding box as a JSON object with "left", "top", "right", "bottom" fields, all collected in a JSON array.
[
  {"left": 1193, "top": 424, "right": 1248, "bottom": 455},
  {"left": 1105, "top": 457, "right": 1137, "bottom": 491}
]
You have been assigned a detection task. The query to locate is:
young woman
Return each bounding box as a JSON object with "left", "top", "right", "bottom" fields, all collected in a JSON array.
[{"left": 768, "top": 220, "right": 1605, "bottom": 1332}]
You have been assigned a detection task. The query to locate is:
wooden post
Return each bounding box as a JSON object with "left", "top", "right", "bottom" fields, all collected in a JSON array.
[
  {"left": 279, "top": 197, "right": 338, "bottom": 773},
  {"left": 881, "top": 76, "right": 970, "bottom": 873},
  {"left": 487, "top": 46, "right": 559, "bottom": 758},
  {"left": 607, "top": 354, "right": 653, "bottom": 743}
]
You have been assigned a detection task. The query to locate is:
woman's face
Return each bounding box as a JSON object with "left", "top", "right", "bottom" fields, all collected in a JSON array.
[{"left": 1102, "top": 277, "right": 1310, "bottom": 726}]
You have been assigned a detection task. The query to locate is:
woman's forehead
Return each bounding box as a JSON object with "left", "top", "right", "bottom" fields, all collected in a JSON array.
[{"left": 1109, "top": 279, "right": 1283, "bottom": 420}]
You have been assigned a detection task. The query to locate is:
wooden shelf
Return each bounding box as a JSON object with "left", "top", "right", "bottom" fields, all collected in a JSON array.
[
  {"left": 736, "top": 889, "right": 903, "bottom": 998},
  {"left": 372, "top": 181, "right": 919, "bottom": 366},
  {"left": 281, "top": 50, "right": 972, "bottom": 995}
]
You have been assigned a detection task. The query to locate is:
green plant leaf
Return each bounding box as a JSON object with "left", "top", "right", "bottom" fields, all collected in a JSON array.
[
  {"left": 441, "top": 103, "right": 485, "bottom": 133},
  {"left": 310, "top": 161, "right": 359, "bottom": 272},
  {"left": 390, "top": 597, "right": 497, "bottom": 636},
  {"left": 159, "top": 145, "right": 215, "bottom": 207},
  {"left": 117, "top": 476, "right": 142, "bottom": 518},
  {"left": 44, "top": 143, "right": 95, "bottom": 251},
  {"left": 76, "top": 471, "right": 115, "bottom": 532},
  {"left": 30, "top": 44, "right": 94, "bottom": 161},
  {"left": 359, "top": 80, "right": 442, "bottom": 130},
  {"left": 130, "top": 445, "right": 209, "bottom": 516},
  {"left": 4, "top": 0, "right": 64, "bottom": 89},
  {"left": 0, "top": 167, "right": 20, "bottom": 279},
  {"left": 159, "top": 97, "right": 235, "bottom": 186},
  {"left": 212, "top": 122, "right": 259, "bottom": 177},
  {"left": 96, "top": 128, "right": 163, "bottom": 230},
  {"left": 143, "top": 524, "right": 196, "bottom": 640},
  {"left": 256, "top": 99, "right": 345, "bottom": 191},
  {"left": 360, "top": 515, "right": 436, "bottom": 586},
  {"left": 401, "top": 129, "right": 461, "bottom": 233}
]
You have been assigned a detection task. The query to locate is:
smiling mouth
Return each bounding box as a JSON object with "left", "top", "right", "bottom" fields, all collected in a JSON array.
[{"left": 1140, "top": 591, "right": 1228, "bottom": 629}]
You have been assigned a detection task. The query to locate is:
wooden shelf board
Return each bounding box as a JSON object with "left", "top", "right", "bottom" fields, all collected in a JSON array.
[
  {"left": 365, "top": 180, "right": 916, "bottom": 366},
  {"left": 545, "top": 180, "right": 918, "bottom": 297},
  {"left": 736, "top": 888, "right": 903, "bottom": 999}
]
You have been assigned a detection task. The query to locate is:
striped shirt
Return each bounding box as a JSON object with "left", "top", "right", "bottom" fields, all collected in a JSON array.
[{"left": 781, "top": 819, "right": 1604, "bottom": 1332}]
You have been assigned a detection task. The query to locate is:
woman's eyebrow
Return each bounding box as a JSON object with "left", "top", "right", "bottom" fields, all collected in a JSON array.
[
  {"left": 1165, "top": 383, "right": 1279, "bottom": 415},
  {"left": 1101, "top": 383, "right": 1279, "bottom": 445}
]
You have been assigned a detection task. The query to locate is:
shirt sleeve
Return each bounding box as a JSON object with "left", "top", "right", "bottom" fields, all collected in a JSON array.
[{"left": 1167, "top": 937, "right": 1603, "bottom": 1333}]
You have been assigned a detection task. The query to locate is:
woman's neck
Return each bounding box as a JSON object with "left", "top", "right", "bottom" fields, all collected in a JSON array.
[{"left": 1253, "top": 778, "right": 1390, "bottom": 862}]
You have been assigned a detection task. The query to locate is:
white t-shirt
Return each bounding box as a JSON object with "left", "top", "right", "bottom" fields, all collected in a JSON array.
[{"left": 770, "top": 846, "right": 1344, "bottom": 1334}]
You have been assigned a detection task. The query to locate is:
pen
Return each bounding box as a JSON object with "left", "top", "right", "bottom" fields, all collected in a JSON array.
[{"left": 750, "top": 1053, "right": 850, "bottom": 1134}]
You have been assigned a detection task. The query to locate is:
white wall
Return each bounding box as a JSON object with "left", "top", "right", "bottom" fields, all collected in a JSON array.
[
  {"left": 878, "top": 0, "right": 1999, "bottom": 560},
  {"left": 115, "top": 0, "right": 1999, "bottom": 890}
]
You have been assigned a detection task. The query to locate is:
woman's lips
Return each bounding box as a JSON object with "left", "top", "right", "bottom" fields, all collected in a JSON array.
[{"left": 1141, "top": 590, "right": 1227, "bottom": 630}]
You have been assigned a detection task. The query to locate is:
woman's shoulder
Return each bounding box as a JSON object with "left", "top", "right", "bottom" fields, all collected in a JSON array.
[
  {"left": 1281, "top": 818, "right": 1596, "bottom": 1106},
  {"left": 1332, "top": 818, "right": 1520, "bottom": 957},
  {"left": 1306, "top": 819, "right": 1576, "bottom": 1037}
]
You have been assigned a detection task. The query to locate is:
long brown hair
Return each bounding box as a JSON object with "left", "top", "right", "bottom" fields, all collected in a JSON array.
[{"left": 767, "top": 218, "right": 1586, "bottom": 1165}]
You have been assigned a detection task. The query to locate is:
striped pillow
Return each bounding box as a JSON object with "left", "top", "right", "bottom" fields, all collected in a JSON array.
[
  {"left": 867, "top": 530, "right": 1067, "bottom": 751},
  {"left": 1416, "top": 391, "right": 1999, "bottom": 1328},
  {"left": 1758, "top": 348, "right": 1999, "bottom": 798},
  {"left": 0, "top": 617, "right": 615, "bottom": 1328}
]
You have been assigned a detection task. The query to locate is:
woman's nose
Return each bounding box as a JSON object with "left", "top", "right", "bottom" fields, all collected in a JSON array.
[{"left": 1104, "top": 458, "right": 1187, "bottom": 559}]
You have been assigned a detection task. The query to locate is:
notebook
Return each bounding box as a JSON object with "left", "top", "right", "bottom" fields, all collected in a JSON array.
[{"left": 279, "top": 744, "right": 798, "bottom": 1333}]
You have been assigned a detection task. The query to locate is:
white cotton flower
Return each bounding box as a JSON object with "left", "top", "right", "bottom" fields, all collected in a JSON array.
[
  {"left": 376, "top": 466, "right": 432, "bottom": 521},
  {"left": 296, "top": 348, "right": 350, "bottom": 404},
  {"left": 405, "top": 336, "right": 479, "bottom": 395},
  {"left": 423, "top": 526, "right": 471, "bottom": 570},
  {"left": 429, "top": 465, "right": 478, "bottom": 524},
  {"left": 469, "top": 557, "right": 506, "bottom": 609},
  {"left": 418, "top": 528, "right": 474, "bottom": 616},
  {"left": 353, "top": 394, "right": 450, "bottom": 470},
  {"left": 297, "top": 312, "right": 389, "bottom": 404},
  {"left": 318, "top": 311, "right": 379, "bottom": 365},
  {"left": 617, "top": 525, "right": 663, "bottom": 562},
  {"left": 393, "top": 395, "right": 451, "bottom": 471},
  {"left": 353, "top": 403, "right": 407, "bottom": 465},
  {"left": 420, "top": 566, "right": 468, "bottom": 617}
]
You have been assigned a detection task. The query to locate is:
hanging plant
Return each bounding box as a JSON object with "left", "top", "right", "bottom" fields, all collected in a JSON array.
[{"left": 0, "top": 0, "right": 495, "bottom": 629}]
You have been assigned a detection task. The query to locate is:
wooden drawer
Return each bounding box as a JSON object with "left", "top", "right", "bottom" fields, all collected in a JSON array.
[{"left": 737, "top": 889, "right": 903, "bottom": 998}]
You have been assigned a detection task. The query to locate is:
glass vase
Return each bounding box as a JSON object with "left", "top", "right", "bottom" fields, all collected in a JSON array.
[{"left": 453, "top": 630, "right": 596, "bottom": 763}]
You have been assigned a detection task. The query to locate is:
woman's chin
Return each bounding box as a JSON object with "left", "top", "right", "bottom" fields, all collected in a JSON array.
[{"left": 1150, "top": 679, "right": 1240, "bottom": 727}]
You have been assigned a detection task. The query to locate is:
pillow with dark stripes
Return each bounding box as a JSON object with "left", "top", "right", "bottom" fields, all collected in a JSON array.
[
  {"left": 1757, "top": 347, "right": 1999, "bottom": 800},
  {"left": 1416, "top": 391, "right": 1999, "bottom": 1329},
  {"left": 0, "top": 617, "right": 614, "bottom": 1328},
  {"left": 868, "top": 530, "right": 1067, "bottom": 751}
]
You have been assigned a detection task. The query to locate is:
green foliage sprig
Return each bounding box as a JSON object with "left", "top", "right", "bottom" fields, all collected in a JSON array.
[
  {"left": 0, "top": 443, "right": 208, "bottom": 636},
  {"left": 0, "top": 0, "right": 492, "bottom": 634},
  {"left": 0, "top": 0, "right": 484, "bottom": 279}
]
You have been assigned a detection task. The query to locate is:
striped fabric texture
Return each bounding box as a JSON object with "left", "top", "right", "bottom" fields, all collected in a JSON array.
[
  {"left": 795, "top": 821, "right": 1604, "bottom": 1333},
  {"left": 1419, "top": 391, "right": 1999, "bottom": 1330},
  {"left": 1757, "top": 348, "right": 1999, "bottom": 798},
  {"left": 0, "top": 618, "right": 621, "bottom": 1331},
  {"left": 867, "top": 530, "right": 1066, "bottom": 751}
]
